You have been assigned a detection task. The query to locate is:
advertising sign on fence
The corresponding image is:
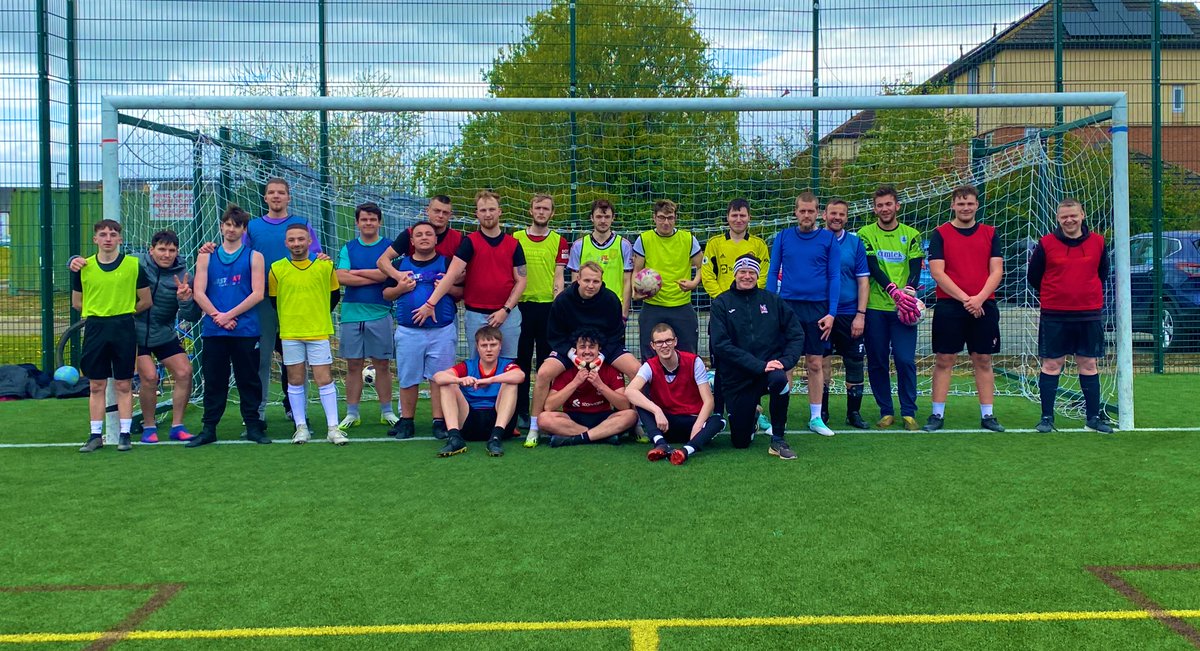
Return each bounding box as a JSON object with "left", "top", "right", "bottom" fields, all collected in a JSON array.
[{"left": 150, "top": 189, "right": 192, "bottom": 222}]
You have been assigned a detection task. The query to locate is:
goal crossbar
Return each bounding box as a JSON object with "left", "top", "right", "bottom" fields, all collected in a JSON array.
[{"left": 100, "top": 92, "right": 1135, "bottom": 430}]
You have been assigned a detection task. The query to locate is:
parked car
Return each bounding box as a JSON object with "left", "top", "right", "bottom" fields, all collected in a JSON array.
[{"left": 1129, "top": 231, "right": 1200, "bottom": 351}]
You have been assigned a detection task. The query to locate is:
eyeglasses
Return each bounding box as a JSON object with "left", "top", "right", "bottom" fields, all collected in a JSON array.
[{"left": 650, "top": 338, "right": 677, "bottom": 348}]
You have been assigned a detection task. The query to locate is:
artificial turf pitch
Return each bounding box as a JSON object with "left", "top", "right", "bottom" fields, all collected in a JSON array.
[{"left": 1, "top": 375, "right": 1198, "bottom": 649}]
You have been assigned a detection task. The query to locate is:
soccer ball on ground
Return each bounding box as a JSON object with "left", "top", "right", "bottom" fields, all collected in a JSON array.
[
  {"left": 362, "top": 364, "right": 376, "bottom": 386},
  {"left": 53, "top": 365, "right": 81, "bottom": 384},
  {"left": 633, "top": 268, "right": 663, "bottom": 297}
]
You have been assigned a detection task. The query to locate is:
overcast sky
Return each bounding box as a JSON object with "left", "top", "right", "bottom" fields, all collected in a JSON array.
[{"left": 1, "top": 0, "right": 1193, "bottom": 186}]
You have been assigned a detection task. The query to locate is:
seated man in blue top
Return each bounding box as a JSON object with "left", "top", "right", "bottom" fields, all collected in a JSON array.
[
  {"left": 767, "top": 192, "right": 841, "bottom": 437},
  {"left": 431, "top": 326, "right": 525, "bottom": 458},
  {"left": 383, "top": 220, "right": 462, "bottom": 439}
]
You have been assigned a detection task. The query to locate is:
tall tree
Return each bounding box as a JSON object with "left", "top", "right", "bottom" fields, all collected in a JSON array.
[{"left": 415, "top": 0, "right": 740, "bottom": 229}]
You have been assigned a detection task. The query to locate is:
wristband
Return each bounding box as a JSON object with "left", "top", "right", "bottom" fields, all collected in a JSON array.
[
  {"left": 856, "top": 310, "right": 866, "bottom": 315},
  {"left": 503, "top": 306, "right": 512, "bottom": 314},
  {"left": 424, "top": 301, "right": 435, "bottom": 308}
]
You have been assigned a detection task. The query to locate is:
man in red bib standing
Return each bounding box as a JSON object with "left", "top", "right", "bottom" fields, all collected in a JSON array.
[{"left": 1027, "top": 198, "right": 1113, "bottom": 433}]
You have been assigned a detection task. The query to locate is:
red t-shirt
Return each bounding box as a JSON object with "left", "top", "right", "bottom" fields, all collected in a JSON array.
[{"left": 550, "top": 363, "right": 624, "bottom": 413}]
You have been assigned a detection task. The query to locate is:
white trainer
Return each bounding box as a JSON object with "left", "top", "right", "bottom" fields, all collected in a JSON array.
[
  {"left": 292, "top": 424, "right": 311, "bottom": 444},
  {"left": 380, "top": 413, "right": 400, "bottom": 427},
  {"left": 808, "top": 416, "right": 835, "bottom": 437},
  {"left": 337, "top": 415, "right": 361, "bottom": 429},
  {"left": 524, "top": 429, "right": 539, "bottom": 448},
  {"left": 327, "top": 427, "right": 349, "bottom": 446}
]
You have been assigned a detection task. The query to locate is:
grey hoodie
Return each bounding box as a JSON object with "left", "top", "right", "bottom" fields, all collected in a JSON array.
[{"left": 135, "top": 250, "right": 202, "bottom": 349}]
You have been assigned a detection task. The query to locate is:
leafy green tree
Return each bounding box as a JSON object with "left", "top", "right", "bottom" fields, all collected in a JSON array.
[
  {"left": 221, "top": 62, "right": 421, "bottom": 193},
  {"left": 414, "top": 0, "right": 740, "bottom": 232}
]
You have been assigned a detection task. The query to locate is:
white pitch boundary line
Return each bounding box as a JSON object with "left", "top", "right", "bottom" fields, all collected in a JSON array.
[{"left": 3, "top": 428, "right": 1199, "bottom": 449}]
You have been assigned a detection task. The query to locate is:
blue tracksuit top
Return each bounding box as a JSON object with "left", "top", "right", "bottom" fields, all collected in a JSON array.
[{"left": 766, "top": 226, "right": 841, "bottom": 316}]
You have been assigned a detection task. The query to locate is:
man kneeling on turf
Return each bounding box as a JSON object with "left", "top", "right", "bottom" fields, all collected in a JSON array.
[
  {"left": 537, "top": 328, "right": 638, "bottom": 447},
  {"left": 431, "top": 326, "right": 525, "bottom": 458},
  {"left": 625, "top": 323, "right": 724, "bottom": 465}
]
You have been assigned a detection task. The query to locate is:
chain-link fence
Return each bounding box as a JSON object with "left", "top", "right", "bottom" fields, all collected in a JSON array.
[{"left": 4, "top": 0, "right": 1199, "bottom": 376}]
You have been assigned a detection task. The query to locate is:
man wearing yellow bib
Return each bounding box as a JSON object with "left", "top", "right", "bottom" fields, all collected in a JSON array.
[
  {"left": 73, "top": 219, "right": 153, "bottom": 453},
  {"left": 567, "top": 199, "right": 633, "bottom": 319},
  {"left": 269, "top": 224, "right": 345, "bottom": 445},
  {"left": 513, "top": 194, "right": 569, "bottom": 429},
  {"left": 632, "top": 199, "right": 702, "bottom": 360}
]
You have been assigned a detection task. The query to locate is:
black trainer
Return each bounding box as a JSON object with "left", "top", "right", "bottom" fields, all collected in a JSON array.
[
  {"left": 846, "top": 411, "right": 868, "bottom": 430},
  {"left": 186, "top": 430, "right": 219, "bottom": 447},
  {"left": 79, "top": 435, "right": 103, "bottom": 453},
  {"left": 389, "top": 419, "right": 415, "bottom": 440},
  {"left": 117, "top": 433, "right": 133, "bottom": 452},
  {"left": 1035, "top": 416, "right": 1055, "bottom": 433},
  {"left": 486, "top": 437, "right": 504, "bottom": 457},
  {"left": 922, "top": 414, "right": 945, "bottom": 432},
  {"left": 243, "top": 428, "right": 271, "bottom": 444},
  {"left": 1086, "top": 416, "right": 1114, "bottom": 434},
  {"left": 437, "top": 435, "right": 466, "bottom": 457},
  {"left": 549, "top": 434, "right": 583, "bottom": 448},
  {"left": 980, "top": 415, "right": 1005, "bottom": 432},
  {"left": 432, "top": 420, "right": 449, "bottom": 440}
]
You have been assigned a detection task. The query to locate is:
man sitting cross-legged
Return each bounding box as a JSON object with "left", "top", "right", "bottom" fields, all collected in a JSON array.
[
  {"left": 625, "top": 323, "right": 725, "bottom": 465},
  {"left": 537, "top": 328, "right": 638, "bottom": 448},
  {"left": 431, "top": 327, "right": 526, "bottom": 458}
]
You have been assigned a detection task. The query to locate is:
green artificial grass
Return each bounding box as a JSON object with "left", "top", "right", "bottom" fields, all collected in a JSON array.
[{"left": 1, "top": 375, "right": 1197, "bottom": 649}]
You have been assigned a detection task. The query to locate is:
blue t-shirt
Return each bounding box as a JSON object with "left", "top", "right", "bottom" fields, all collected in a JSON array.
[
  {"left": 202, "top": 245, "right": 260, "bottom": 338},
  {"left": 454, "top": 357, "right": 519, "bottom": 410},
  {"left": 766, "top": 227, "right": 841, "bottom": 315},
  {"left": 245, "top": 216, "right": 321, "bottom": 267},
  {"left": 834, "top": 231, "right": 870, "bottom": 316}
]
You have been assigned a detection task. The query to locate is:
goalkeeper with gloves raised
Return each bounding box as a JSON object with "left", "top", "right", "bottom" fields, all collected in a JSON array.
[{"left": 858, "top": 185, "right": 925, "bottom": 430}]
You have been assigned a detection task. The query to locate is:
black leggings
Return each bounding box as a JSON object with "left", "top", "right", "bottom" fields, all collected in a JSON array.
[
  {"left": 201, "top": 336, "right": 263, "bottom": 431},
  {"left": 725, "top": 370, "right": 791, "bottom": 448}
]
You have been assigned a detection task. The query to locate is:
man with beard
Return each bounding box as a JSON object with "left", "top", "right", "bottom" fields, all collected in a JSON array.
[{"left": 567, "top": 199, "right": 634, "bottom": 319}]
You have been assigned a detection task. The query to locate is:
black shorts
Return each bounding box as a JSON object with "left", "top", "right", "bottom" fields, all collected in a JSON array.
[
  {"left": 461, "top": 408, "right": 518, "bottom": 442},
  {"left": 783, "top": 299, "right": 826, "bottom": 357},
  {"left": 1038, "top": 317, "right": 1104, "bottom": 359},
  {"left": 137, "top": 337, "right": 186, "bottom": 361},
  {"left": 825, "top": 314, "right": 865, "bottom": 358},
  {"left": 931, "top": 300, "right": 1001, "bottom": 355},
  {"left": 565, "top": 411, "right": 613, "bottom": 430},
  {"left": 80, "top": 315, "right": 136, "bottom": 381}
]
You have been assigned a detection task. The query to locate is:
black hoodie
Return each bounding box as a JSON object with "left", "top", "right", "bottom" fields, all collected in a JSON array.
[
  {"left": 546, "top": 281, "right": 626, "bottom": 352},
  {"left": 709, "top": 283, "right": 805, "bottom": 392}
]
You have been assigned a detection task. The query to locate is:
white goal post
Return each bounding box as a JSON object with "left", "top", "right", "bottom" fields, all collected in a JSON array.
[{"left": 99, "top": 92, "right": 1135, "bottom": 430}]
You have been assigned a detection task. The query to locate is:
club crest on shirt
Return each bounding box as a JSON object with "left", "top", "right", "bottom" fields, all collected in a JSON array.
[{"left": 760, "top": 304, "right": 768, "bottom": 314}]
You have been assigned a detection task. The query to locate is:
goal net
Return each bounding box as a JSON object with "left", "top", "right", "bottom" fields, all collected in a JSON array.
[{"left": 105, "top": 95, "right": 1127, "bottom": 425}]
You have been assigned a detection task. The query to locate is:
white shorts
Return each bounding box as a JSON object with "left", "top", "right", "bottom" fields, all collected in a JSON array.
[{"left": 282, "top": 339, "right": 334, "bottom": 366}]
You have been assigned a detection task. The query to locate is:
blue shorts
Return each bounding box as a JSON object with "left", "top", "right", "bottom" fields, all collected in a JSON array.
[{"left": 394, "top": 324, "right": 456, "bottom": 387}]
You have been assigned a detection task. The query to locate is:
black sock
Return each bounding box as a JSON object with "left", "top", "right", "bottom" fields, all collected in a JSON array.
[
  {"left": 1079, "top": 373, "right": 1101, "bottom": 420},
  {"left": 432, "top": 418, "right": 446, "bottom": 427},
  {"left": 652, "top": 434, "right": 666, "bottom": 447},
  {"left": 847, "top": 384, "right": 863, "bottom": 413},
  {"left": 400, "top": 417, "right": 414, "bottom": 424},
  {"left": 1038, "top": 372, "right": 1059, "bottom": 418},
  {"left": 580, "top": 430, "right": 591, "bottom": 442},
  {"left": 490, "top": 426, "right": 506, "bottom": 441},
  {"left": 821, "top": 384, "right": 830, "bottom": 419},
  {"left": 447, "top": 428, "right": 461, "bottom": 439}
]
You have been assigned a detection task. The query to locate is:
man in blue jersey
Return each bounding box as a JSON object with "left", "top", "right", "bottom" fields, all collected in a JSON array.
[
  {"left": 187, "top": 205, "right": 268, "bottom": 447},
  {"left": 819, "top": 199, "right": 870, "bottom": 429},
  {"left": 383, "top": 221, "right": 462, "bottom": 440},
  {"left": 767, "top": 191, "right": 841, "bottom": 437},
  {"left": 198, "top": 177, "right": 323, "bottom": 430},
  {"left": 431, "top": 327, "right": 525, "bottom": 458},
  {"left": 336, "top": 202, "right": 397, "bottom": 431}
]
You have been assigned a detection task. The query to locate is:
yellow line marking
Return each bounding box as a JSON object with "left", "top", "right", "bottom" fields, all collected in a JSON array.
[{"left": 3, "top": 609, "right": 1200, "bottom": 645}]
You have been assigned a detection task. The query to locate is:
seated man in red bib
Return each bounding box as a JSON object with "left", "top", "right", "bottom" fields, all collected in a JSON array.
[
  {"left": 537, "top": 328, "right": 638, "bottom": 447},
  {"left": 625, "top": 323, "right": 725, "bottom": 465}
]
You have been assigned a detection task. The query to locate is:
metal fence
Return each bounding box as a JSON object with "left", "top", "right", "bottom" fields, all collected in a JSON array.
[{"left": 4, "top": 0, "right": 1199, "bottom": 373}]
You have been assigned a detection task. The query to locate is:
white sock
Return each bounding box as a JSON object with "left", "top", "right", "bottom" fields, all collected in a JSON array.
[
  {"left": 318, "top": 383, "right": 339, "bottom": 428},
  {"left": 810, "top": 404, "right": 822, "bottom": 419},
  {"left": 287, "top": 384, "right": 307, "bottom": 426},
  {"left": 346, "top": 403, "right": 360, "bottom": 418},
  {"left": 529, "top": 416, "right": 538, "bottom": 431},
  {"left": 980, "top": 403, "right": 994, "bottom": 418},
  {"left": 119, "top": 418, "right": 132, "bottom": 434},
  {"left": 90, "top": 420, "right": 103, "bottom": 435},
  {"left": 932, "top": 402, "right": 946, "bottom": 417},
  {"left": 684, "top": 445, "right": 696, "bottom": 455}
]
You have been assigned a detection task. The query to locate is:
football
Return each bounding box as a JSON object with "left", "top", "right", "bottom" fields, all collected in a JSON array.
[
  {"left": 633, "top": 268, "right": 663, "bottom": 297},
  {"left": 915, "top": 299, "right": 927, "bottom": 324},
  {"left": 362, "top": 364, "right": 376, "bottom": 386},
  {"left": 53, "top": 365, "right": 81, "bottom": 384}
]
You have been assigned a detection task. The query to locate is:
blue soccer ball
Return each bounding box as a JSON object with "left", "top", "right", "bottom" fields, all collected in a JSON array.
[{"left": 53, "top": 365, "right": 81, "bottom": 384}]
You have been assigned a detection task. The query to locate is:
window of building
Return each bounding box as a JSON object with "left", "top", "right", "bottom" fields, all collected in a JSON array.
[
  {"left": 1172, "top": 85, "right": 1185, "bottom": 113},
  {"left": 968, "top": 67, "right": 979, "bottom": 94}
]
